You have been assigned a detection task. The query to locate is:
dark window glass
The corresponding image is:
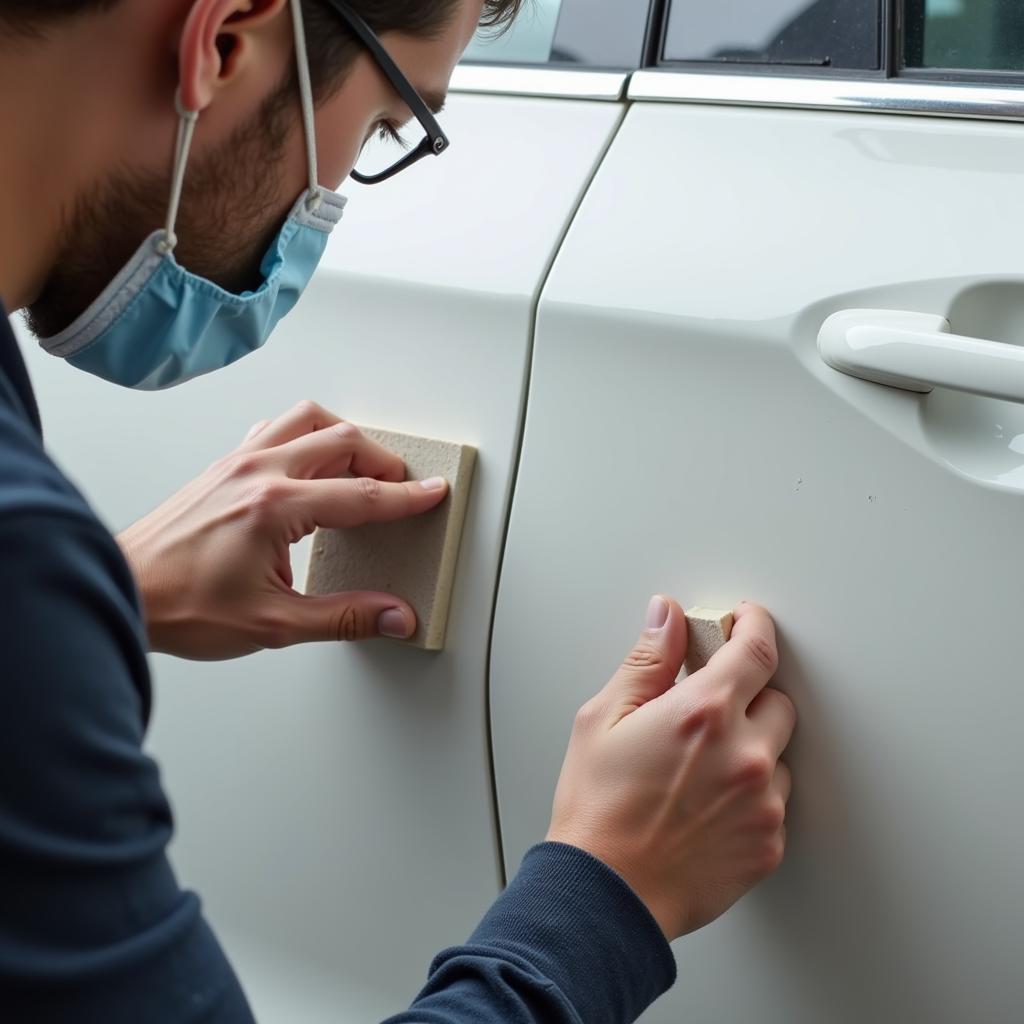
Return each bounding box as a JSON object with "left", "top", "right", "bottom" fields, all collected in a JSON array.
[
  {"left": 549, "top": 0, "right": 651, "bottom": 68},
  {"left": 664, "top": 0, "right": 881, "bottom": 70},
  {"left": 905, "top": 0, "right": 1024, "bottom": 72},
  {"left": 463, "top": 0, "right": 652, "bottom": 69}
]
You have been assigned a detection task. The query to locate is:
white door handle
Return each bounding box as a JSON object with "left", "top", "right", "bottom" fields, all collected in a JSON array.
[{"left": 818, "top": 309, "right": 1024, "bottom": 404}]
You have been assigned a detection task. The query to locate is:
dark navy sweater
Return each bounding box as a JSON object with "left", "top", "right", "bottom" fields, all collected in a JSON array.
[{"left": 0, "top": 308, "right": 675, "bottom": 1023}]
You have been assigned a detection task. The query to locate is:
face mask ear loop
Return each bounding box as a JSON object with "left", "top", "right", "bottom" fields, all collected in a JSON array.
[
  {"left": 289, "top": 0, "right": 321, "bottom": 211},
  {"left": 159, "top": 92, "right": 200, "bottom": 256}
]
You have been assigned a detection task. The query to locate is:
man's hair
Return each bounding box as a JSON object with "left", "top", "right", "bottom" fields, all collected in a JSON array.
[
  {"left": 301, "top": 1, "right": 523, "bottom": 95},
  {"left": 0, "top": 1, "right": 523, "bottom": 94}
]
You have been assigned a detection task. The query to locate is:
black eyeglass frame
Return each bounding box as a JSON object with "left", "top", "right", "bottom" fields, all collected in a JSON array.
[{"left": 323, "top": 0, "right": 451, "bottom": 184}]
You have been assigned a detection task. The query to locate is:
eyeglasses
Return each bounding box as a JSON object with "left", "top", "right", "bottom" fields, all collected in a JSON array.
[{"left": 322, "top": 0, "right": 451, "bottom": 185}]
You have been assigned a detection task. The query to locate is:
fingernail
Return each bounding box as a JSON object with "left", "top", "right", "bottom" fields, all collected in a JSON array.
[
  {"left": 379, "top": 609, "right": 412, "bottom": 639},
  {"left": 646, "top": 596, "right": 669, "bottom": 631},
  {"left": 420, "top": 477, "right": 448, "bottom": 492}
]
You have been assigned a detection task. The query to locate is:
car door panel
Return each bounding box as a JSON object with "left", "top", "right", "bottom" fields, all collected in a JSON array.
[{"left": 491, "top": 101, "right": 1024, "bottom": 1023}]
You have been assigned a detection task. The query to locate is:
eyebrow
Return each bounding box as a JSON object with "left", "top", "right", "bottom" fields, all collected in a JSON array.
[{"left": 420, "top": 89, "right": 448, "bottom": 116}]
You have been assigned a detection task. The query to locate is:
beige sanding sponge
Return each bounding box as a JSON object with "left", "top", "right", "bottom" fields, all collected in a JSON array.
[
  {"left": 305, "top": 427, "right": 476, "bottom": 651},
  {"left": 684, "top": 608, "right": 734, "bottom": 675}
]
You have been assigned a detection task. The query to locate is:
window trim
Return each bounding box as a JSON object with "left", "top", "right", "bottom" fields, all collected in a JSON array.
[
  {"left": 451, "top": 65, "right": 629, "bottom": 101},
  {"left": 451, "top": 64, "right": 1024, "bottom": 123},
  {"left": 451, "top": 0, "right": 1024, "bottom": 119},
  {"left": 627, "top": 69, "right": 1024, "bottom": 123}
]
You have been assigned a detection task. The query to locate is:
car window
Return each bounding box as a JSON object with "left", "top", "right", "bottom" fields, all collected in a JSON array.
[
  {"left": 905, "top": 0, "right": 1024, "bottom": 72},
  {"left": 547, "top": 0, "right": 652, "bottom": 67},
  {"left": 663, "top": 0, "right": 882, "bottom": 71},
  {"left": 462, "top": 0, "right": 653, "bottom": 69},
  {"left": 463, "top": 0, "right": 563, "bottom": 65}
]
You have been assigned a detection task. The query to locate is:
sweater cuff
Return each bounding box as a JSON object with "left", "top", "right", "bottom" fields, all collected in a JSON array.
[{"left": 467, "top": 842, "right": 676, "bottom": 1023}]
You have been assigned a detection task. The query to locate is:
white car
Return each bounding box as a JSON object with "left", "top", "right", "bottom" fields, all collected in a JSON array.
[{"left": 20, "top": 0, "right": 1024, "bottom": 1021}]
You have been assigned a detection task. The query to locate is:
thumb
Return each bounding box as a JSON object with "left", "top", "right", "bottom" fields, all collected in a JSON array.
[
  {"left": 270, "top": 590, "right": 417, "bottom": 647},
  {"left": 601, "top": 596, "right": 689, "bottom": 719}
]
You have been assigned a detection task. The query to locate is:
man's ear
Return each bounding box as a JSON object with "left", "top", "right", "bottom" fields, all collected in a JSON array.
[{"left": 178, "top": 0, "right": 291, "bottom": 112}]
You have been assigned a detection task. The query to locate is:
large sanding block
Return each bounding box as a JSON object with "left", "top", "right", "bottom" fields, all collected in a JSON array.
[
  {"left": 305, "top": 427, "right": 476, "bottom": 651},
  {"left": 684, "top": 608, "right": 734, "bottom": 675}
]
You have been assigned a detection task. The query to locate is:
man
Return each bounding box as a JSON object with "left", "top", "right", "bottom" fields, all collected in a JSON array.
[{"left": 0, "top": 1, "right": 797, "bottom": 1021}]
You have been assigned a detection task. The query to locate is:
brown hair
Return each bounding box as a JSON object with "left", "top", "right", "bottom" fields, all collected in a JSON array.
[
  {"left": 0, "top": 1, "right": 524, "bottom": 94},
  {"left": 303, "top": 1, "right": 524, "bottom": 94}
]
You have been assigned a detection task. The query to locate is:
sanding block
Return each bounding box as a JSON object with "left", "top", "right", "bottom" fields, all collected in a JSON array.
[
  {"left": 684, "top": 608, "right": 734, "bottom": 675},
  {"left": 305, "top": 427, "right": 476, "bottom": 651}
]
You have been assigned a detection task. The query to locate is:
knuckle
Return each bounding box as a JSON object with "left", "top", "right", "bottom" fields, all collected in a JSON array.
[
  {"left": 330, "top": 421, "right": 362, "bottom": 443},
  {"left": 573, "top": 697, "right": 604, "bottom": 733},
  {"left": 679, "top": 695, "right": 730, "bottom": 740},
  {"left": 354, "top": 476, "right": 383, "bottom": 504},
  {"left": 224, "top": 452, "right": 264, "bottom": 479},
  {"left": 330, "top": 604, "right": 366, "bottom": 642},
  {"left": 623, "top": 641, "right": 664, "bottom": 672},
  {"left": 294, "top": 399, "right": 326, "bottom": 421},
  {"left": 765, "top": 687, "right": 796, "bottom": 717},
  {"left": 246, "top": 480, "right": 293, "bottom": 521},
  {"left": 741, "top": 634, "right": 779, "bottom": 676},
  {"left": 733, "top": 752, "right": 775, "bottom": 790},
  {"left": 758, "top": 835, "right": 786, "bottom": 877},
  {"left": 757, "top": 798, "right": 787, "bottom": 834}
]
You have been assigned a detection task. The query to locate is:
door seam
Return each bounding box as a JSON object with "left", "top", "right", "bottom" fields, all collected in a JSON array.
[{"left": 481, "top": 101, "right": 632, "bottom": 890}]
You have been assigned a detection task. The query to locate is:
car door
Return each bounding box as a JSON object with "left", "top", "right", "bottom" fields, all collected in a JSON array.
[
  {"left": 14, "top": 3, "right": 641, "bottom": 1019},
  {"left": 491, "top": 2, "right": 1024, "bottom": 1022}
]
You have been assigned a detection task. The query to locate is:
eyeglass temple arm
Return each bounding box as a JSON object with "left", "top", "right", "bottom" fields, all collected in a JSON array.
[
  {"left": 350, "top": 135, "right": 438, "bottom": 185},
  {"left": 326, "top": 0, "right": 447, "bottom": 145}
]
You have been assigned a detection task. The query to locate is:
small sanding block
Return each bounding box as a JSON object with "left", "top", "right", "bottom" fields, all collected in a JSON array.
[
  {"left": 684, "top": 608, "right": 734, "bottom": 674},
  {"left": 305, "top": 427, "right": 476, "bottom": 651}
]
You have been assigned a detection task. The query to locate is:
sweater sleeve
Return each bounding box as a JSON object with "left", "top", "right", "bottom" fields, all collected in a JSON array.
[
  {"left": 385, "top": 842, "right": 677, "bottom": 1024},
  {"left": 0, "top": 510, "right": 254, "bottom": 1024}
]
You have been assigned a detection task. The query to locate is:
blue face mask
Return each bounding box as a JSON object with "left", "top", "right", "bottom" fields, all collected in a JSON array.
[{"left": 38, "top": 0, "right": 343, "bottom": 391}]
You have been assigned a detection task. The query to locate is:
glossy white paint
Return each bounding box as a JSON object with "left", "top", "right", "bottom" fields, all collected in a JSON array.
[
  {"left": 18, "top": 93, "right": 623, "bottom": 1022},
  {"left": 819, "top": 307, "right": 1024, "bottom": 403},
  {"left": 491, "top": 102, "right": 1024, "bottom": 1023}
]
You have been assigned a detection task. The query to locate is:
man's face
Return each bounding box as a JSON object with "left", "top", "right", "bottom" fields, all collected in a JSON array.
[{"left": 25, "top": 0, "right": 483, "bottom": 340}]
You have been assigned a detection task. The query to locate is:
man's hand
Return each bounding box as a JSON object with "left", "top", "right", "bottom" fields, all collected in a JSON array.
[
  {"left": 117, "top": 401, "right": 449, "bottom": 661},
  {"left": 547, "top": 597, "right": 796, "bottom": 941}
]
